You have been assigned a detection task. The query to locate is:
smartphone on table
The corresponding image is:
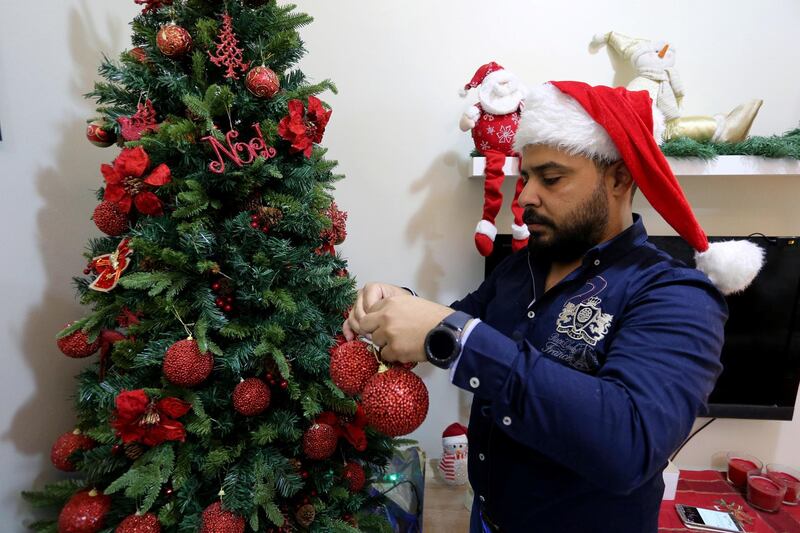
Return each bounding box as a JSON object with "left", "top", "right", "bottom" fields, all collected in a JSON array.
[{"left": 675, "top": 504, "right": 745, "bottom": 532}]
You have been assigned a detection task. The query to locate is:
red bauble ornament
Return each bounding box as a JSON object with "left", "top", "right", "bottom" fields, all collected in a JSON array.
[
  {"left": 232, "top": 378, "right": 271, "bottom": 416},
  {"left": 329, "top": 340, "right": 378, "bottom": 396},
  {"left": 51, "top": 430, "right": 96, "bottom": 472},
  {"left": 116, "top": 513, "right": 161, "bottom": 533},
  {"left": 57, "top": 325, "right": 100, "bottom": 358},
  {"left": 200, "top": 501, "right": 245, "bottom": 533},
  {"left": 361, "top": 367, "right": 429, "bottom": 437},
  {"left": 342, "top": 462, "right": 366, "bottom": 492},
  {"left": 128, "top": 47, "right": 148, "bottom": 64},
  {"left": 302, "top": 423, "right": 338, "bottom": 460},
  {"left": 86, "top": 120, "right": 115, "bottom": 147},
  {"left": 162, "top": 338, "right": 214, "bottom": 387},
  {"left": 156, "top": 24, "right": 192, "bottom": 58},
  {"left": 93, "top": 201, "right": 129, "bottom": 236},
  {"left": 245, "top": 66, "right": 280, "bottom": 99},
  {"left": 58, "top": 490, "right": 111, "bottom": 533}
]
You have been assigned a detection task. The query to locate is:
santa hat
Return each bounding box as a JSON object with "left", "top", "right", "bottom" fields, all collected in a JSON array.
[
  {"left": 590, "top": 31, "right": 660, "bottom": 62},
  {"left": 459, "top": 62, "right": 505, "bottom": 97},
  {"left": 442, "top": 422, "right": 468, "bottom": 445},
  {"left": 513, "top": 81, "right": 764, "bottom": 295}
]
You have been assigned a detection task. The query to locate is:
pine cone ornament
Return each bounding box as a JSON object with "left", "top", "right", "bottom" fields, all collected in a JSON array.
[
  {"left": 93, "top": 201, "right": 129, "bottom": 236},
  {"left": 163, "top": 338, "right": 214, "bottom": 387},
  {"left": 124, "top": 443, "right": 145, "bottom": 460},
  {"left": 329, "top": 340, "right": 379, "bottom": 396},
  {"left": 302, "top": 423, "right": 338, "bottom": 460},
  {"left": 342, "top": 462, "right": 366, "bottom": 492},
  {"left": 200, "top": 501, "right": 245, "bottom": 533},
  {"left": 57, "top": 325, "right": 100, "bottom": 358},
  {"left": 116, "top": 513, "right": 161, "bottom": 533},
  {"left": 58, "top": 489, "right": 111, "bottom": 533},
  {"left": 50, "top": 430, "right": 96, "bottom": 472},
  {"left": 361, "top": 367, "right": 429, "bottom": 437},
  {"left": 295, "top": 503, "right": 315, "bottom": 528},
  {"left": 232, "top": 378, "right": 271, "bottom": 416}
]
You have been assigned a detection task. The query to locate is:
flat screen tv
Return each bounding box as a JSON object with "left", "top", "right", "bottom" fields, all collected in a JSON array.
[{"left": 485, "top": 234, "right": 800, "bottom": 421}]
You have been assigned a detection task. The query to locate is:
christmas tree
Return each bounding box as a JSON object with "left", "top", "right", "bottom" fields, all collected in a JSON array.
[{"left": 23, "top": 1, "right": 425, "bottom": 531}]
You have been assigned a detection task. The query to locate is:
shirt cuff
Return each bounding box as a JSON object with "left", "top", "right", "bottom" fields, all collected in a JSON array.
[{"left": 448, "top": 318, "right": 481, "bottom": 381}]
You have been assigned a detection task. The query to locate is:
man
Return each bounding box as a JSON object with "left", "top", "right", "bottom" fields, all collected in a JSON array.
[{"left": 343, "top": 81, "right": 763, "bottom": 532}]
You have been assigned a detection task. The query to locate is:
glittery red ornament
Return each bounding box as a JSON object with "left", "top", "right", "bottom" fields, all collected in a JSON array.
[
  {"left": 156, "top": 24, "right": 192, "bottom": 58},
  {"left": 245, "top": 66, "right": 280, "bottom": 98},
  {"left": 115, "top": 512, "right": 161, "bottom": 533},
  {"left": 329, "top": 340, "right": 378, "bottom": 396},
  {"left": 342, "top": 462, "right": 366, "bottom": 492},
  {"left": 162, "top": 338, "right": 213, "bottom": 387},
  {"left": 93, "top": 201, "right": 129, "bottom": 236},
  {"left": 50, "top": 430, "right": 96, "bottom": 472},
  {"left": 208, "top": 13, "right": 249, "bottom": 79},
  {"left": 200, "top": 501, "right": 245, "bottom": 533},
  {"left": 86, "top": 120, "right": 115, "bottom": 147},
  {"left": 322, "top": 201, "right": 348, "bottom": 245},
  {"left": 57, "top": 325, "right": 101, "bottom": 358},
  {"left": 302, "top": 423, "right": 338, "bottom": 460},
  {"left": 117, "top": 101, "right": 159, "bottom": 142},
  {"left": 128, "top": 47, "right": 149, "bottom": 64},
  {"left": 232, "top": 378, "right": 271, "bottom": 416},
  {"left": 361, "top": 367, "right": 429, "bottom": 437},
  {"left": 58, "top": 489, "right": 111, "bottom": 533}
]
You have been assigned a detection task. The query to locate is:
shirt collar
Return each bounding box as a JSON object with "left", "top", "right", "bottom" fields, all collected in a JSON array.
[{"left": 580, "top": 213, "right": 649, "bottom": 269}]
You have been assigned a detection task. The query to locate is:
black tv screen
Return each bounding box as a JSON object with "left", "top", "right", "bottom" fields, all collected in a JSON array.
[{"left": 485, "top": 234, "right": 800, "bottom": 421}]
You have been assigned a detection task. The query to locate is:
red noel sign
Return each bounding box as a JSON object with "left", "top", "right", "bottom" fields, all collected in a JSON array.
[
  {"left": 201, "top": 123, "right": 277, "bottom": 174},
  {"left": 89, "top": 238, "right": 133, "bottom": 292}
]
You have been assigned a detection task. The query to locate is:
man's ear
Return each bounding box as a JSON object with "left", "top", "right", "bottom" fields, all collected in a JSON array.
[{"left": 605, "top": 160, "right": 635, "bottom": 198}]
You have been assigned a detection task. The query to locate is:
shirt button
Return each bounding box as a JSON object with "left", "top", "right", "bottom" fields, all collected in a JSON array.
[
  {"left": 469, "top": 377, "right": 480, "bottom": 389},
  {"left": 593, "top": 259, "right": 601, "bottom": 266},
  {"left": 479, "top": 495, "right": 486, "bottom": 503},
  {"left": 479, "top": 453, "right": 486, "bottom": 461},
  {"left": 527, "top": 310, "right": 535, "bottom": 319},
  {"left": 512, "top": 330, "right": 523, "bottom": 340},
  {"left": 502, "top": 416, "right": 512, "bottom": 426}
]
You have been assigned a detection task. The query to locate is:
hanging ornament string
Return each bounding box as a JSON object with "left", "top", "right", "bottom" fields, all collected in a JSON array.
[{"left": 171, "top": 306, "right": 194, "bottom": 338}]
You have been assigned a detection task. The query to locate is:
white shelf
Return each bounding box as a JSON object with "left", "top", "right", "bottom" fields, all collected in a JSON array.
[{"left": 469, "top": 155, "right": 800, "bottom": 178}]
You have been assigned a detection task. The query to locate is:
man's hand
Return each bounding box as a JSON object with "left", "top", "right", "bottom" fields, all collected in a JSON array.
[
  {"left": 343, "top": 283, "right": 410, "bottom": 341},
  {"left": 359, "top": 294, "right": 453, "bottom": 363}
]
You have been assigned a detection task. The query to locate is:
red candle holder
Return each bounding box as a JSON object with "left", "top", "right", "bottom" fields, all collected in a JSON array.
[
  {"left": 766, "top": 463, "right": 800, "bottom": 505},
  {"left": 747, "top": 470, "right": 787, "bottom": 512},
  {"left": 726, "top": 452, "right": 763, "bottom": 489}
]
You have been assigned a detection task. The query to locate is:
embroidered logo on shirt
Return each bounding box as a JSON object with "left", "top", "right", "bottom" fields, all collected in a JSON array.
[{"left": 555, "top": 296, "right": 614, "bottom": 346}]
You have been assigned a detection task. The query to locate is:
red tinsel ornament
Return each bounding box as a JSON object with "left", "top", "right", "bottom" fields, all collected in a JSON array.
[
  {"left": 86, "top": 120, "right": 115, "bottom": 147},
  {"left": 156, "top": 24, "right": 192, "bottom": 58},
  {"left": 361, "top": 367, "right": 429, "bottom": 437},
  {"left": 302, "top": 423, "right": 338, "bottom": 460},
  {"left": 111, "top": 389, "right": 191, "bottom": 446},
  {"left": 133, "top": 0, "right": 171, "bottom": 14},
  {"left": 245, "top": 66, "right": 280, "bottom": 99},
  {"left": 101, "top": 146, "right": 171, "bottom": 216},
  {"left": 57, "top": 324, "right": 100, "bottom": 358},
  {"left": 58, "top": 490, "right": 111, "bottom": 533},
  {"left": 277, "top": 96, "right": 331, "bottom": 157},
  {"left": 115, "top": 512, "right": 161, "bottom": 533},
  {"left": 232, "top": 378, "right": 271, "bottom": 416},
  {"left": 322, "top": 201, "right": 348, "bottom": 245},
  {"left": 208, "top": 13, "right": 249, "bottom": 79},
  {"left": 200, "top": 501, "right": 245, "bottom": 533},
  {"left": 163, "top": 338, "right": 214, "bottom": 387},
  {"left": 342, "top": 462, "right": 366, "bottom": 492},
  {"left": 117, "top": 100, "right": 159, "bottom": 142},
  {"left": 50, "top": 429, "right": 96, "bottom": 472},
  {"left": 93, "top": 201, "right": 129, "bottom": 236},
  {"left": 329, "top": 340, "right": 378, "bottom": 396}
]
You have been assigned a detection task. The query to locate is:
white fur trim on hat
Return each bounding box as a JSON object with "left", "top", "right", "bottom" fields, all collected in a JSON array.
[
  {"left": 694, "top": 240, "right": 765, "bottom": 295},
  {"left": 511, "top": 223, "right": 530, "bottom": 240},
  {"left": 443, "top": 435, "right": 468, "bottom": 445},
  {"left": 475, "top": 220, "right": 497, "bottom": 241}
]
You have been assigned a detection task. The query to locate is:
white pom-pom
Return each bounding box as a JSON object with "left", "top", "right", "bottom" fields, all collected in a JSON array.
[
  {"left": 694, "top": 240, "right": 765, "bottom": 295},
  {"left": 459, "top": 87, "right": 469, "bottom": 98},
  {"left": 589, "top": 32, "right": 610, "bottom": 53}
]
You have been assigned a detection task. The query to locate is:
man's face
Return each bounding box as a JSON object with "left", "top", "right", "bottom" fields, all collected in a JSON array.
[{"left": 518, "top": 144, "right": 611, "bottom": 263}]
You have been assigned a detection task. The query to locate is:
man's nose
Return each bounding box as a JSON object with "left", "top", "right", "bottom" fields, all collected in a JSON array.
[{"left": 518, "top": 178, "right": 542, "bottom": 208}]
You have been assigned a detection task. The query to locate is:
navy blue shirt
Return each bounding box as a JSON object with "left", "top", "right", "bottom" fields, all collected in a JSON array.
[{"left": 450, "top": 214, "right": 727, "bottom": 533}]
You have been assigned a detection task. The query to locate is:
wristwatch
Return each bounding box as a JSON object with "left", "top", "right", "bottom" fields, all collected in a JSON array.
[{"left": 424, "top": 311, "right": 473, "bottom": 368}]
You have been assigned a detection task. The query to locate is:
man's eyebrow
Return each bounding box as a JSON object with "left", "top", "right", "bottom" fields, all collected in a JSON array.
[{"left": 521, "top": 162, "right": 572, "bottom": 175}]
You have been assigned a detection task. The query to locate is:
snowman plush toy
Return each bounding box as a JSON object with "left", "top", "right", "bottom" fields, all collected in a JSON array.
[
  {"left": 438, "top": 422, "right": 469, "bottom": 486},
  {"left": 459, "top": 62, "right": 529, "bottom": 256}
]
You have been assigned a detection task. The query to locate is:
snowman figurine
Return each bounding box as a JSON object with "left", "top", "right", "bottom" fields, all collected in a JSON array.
[{"left": 438, "top": 423, "right": 468, "bottom": 486}]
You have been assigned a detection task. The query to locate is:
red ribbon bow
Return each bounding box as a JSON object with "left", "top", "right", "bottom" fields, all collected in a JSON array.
[
  {"left": 316, "top": 405, "right": 368, "bottom": 451},
  {"left": 89, "top": 238, "right": 133, "bottom": 292}
]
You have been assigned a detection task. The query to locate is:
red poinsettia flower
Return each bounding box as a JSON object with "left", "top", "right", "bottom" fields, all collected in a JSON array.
[
  {"left": 111, "top": 389, "right": 191, "bottom": 446},
  {"left": 317, "top": 404, "right": 368, "bottom": 451},
  {"left": 101, "top": 147, "right": 171, "bottom": 216},
  {"left": 277, "top": 96, "right": 332, "bottom": 157}
]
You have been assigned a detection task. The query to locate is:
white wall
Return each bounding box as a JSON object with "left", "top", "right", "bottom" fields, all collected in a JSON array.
[{"left": 1, "top": 0, "right": 798, "bottom": 528}]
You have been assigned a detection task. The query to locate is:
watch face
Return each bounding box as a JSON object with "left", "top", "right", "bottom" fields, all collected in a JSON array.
[{"left": 427, "top": 327, "right": 457, "bottom": 365}]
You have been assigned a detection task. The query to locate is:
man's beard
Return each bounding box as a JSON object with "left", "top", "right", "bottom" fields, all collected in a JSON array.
[{"left": 524, "top": 180, "right": 609, "bottom": 263}]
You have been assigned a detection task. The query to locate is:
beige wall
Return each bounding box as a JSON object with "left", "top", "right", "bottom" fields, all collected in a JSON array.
[{"left": 1, "top": 0, "right": 798, "bottom": 528}]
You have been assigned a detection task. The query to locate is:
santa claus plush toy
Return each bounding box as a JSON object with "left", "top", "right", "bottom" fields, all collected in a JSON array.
[
  {"left": 460, "top": 62, "right": 529, "bottom": 256},
  {"left": 438, "top": 422, "right": 468, "bottom": 486}
]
